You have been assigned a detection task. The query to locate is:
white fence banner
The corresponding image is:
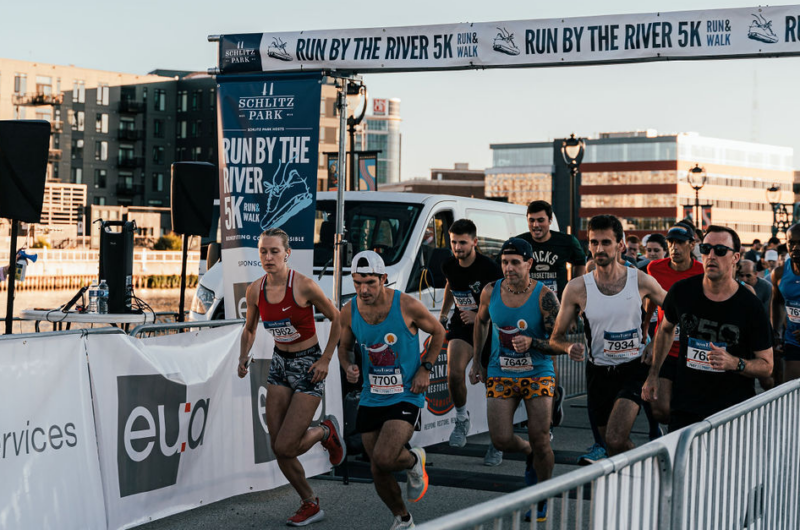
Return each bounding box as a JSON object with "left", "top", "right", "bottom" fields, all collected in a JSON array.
[
  {"left": 217, "top": 6, "right": 800, "bottom": 74},
  {"left": 88, "top": 323, "right": 341, "bottom": 529},
  {"left": 0, "top": 333, "right": 106, "bottom": 530},
  {"left": 411, "top": 332, "right": 526, "bottom": 448}
]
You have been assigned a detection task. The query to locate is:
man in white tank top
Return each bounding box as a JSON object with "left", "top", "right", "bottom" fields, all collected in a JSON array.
[{"left": 551, "top": 215, "right": 666, "bottom": 456}]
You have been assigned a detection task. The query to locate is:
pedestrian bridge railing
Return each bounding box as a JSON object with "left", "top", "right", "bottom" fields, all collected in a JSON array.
[
  {"left": 672, "top": 380, "right": 800, "bottom": 530},
  {"left": 420, "top": 378, "right": 800, "bottom": 530},
  {"left": 418, "top": 442, "right": 672, "bottom": 530}
]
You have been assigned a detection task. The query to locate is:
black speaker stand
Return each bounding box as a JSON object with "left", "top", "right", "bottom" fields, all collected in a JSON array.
[{"left": 4, "top": 219, "right": 19, "bottom": 334}]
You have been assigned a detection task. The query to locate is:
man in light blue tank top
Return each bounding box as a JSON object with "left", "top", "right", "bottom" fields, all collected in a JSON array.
[
  {"left": 771, "top": 224, "right": 800, "bottom": 383},
  {"left": 338, "top": 251, "right": 445, "bottom": 530},
  {"left": 472, "top": 238, "right": 562, "bottom": 523}
]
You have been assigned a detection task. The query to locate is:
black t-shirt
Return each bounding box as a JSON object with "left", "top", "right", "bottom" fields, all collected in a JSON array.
[
  {"left": 663, "top": 274, "right": 771, "bottom": 418},
  {"left": 442, "top": 252, "right": 503, "bottom": 329},
  {"left": 516, "top": 230, "right": 586, "bottom": 299}
]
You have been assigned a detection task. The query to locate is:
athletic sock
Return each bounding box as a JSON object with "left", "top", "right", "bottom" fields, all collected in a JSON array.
[
  {"left": 456, "top": 405, "right": 468, "bottom": 421},
  {"left": 321, "top": 424, "right": 330, "bottom": 442}
]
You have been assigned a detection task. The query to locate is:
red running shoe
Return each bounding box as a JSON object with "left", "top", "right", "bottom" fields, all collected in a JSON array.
[
  {"left": 321, "top": 415, "right": 347, "bottom": 466},
  {"left": 287, "top": 498, "right": 325, "bottom": 526}
]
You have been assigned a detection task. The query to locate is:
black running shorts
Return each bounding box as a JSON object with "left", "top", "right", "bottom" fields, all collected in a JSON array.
[
  {"left": 356, "top": 401, "right": 422, "bottom": 433},
  {"left": 586, "top": 359, "right": 649, "bottom": 427}
]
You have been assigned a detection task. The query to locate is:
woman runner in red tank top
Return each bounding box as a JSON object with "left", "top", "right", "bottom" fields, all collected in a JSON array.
[{"left": 237, "top": 228, "right": 343, "bottom": 527}]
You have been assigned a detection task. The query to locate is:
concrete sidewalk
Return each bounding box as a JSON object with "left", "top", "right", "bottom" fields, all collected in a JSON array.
[{"left": 140, "top": 395, "right": 657, "bottom": 529}]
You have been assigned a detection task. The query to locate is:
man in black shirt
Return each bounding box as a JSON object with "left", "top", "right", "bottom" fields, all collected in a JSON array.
[
  {"left": 516, "top": 201, "right": 586, "bottom": 430},
  {"left": 439, "top": 219, "right": 504, "bottom": 462},
  {"left": 643, "top": 225, "right": 773, "bottom": 431}
]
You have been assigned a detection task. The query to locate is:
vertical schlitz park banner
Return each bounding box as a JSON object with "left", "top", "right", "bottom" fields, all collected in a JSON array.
[{"left": 216, "top": 73, "right": 322, "bottom": 319}]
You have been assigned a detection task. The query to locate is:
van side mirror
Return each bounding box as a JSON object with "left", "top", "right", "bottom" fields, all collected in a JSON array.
[{"left": 207, "top": 242, "right": 221, "bottom": 268}]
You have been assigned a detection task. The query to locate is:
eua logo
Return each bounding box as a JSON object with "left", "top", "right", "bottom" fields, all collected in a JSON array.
[
  {"left": 248, "top": 357, "right": 325, "bottom": 463},
  {"left": 233, "top": 281, "right": 250, "bottom": 319},
  {"left": 117, "top": 375, "right": 210, "bottom": 497}
]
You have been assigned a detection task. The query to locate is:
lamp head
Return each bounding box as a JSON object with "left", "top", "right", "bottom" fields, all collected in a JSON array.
[{"left": 561, "top": 133, "right": 585, "bottom": 166}]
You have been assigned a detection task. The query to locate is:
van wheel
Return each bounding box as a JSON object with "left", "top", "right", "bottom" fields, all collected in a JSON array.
[{"left": 212, "top": 302, "right": 225, "bottom": 320}]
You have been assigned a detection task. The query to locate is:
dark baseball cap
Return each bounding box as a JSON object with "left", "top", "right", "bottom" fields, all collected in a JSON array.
[
  {"left": 666, "top": 225, "right": 695, "bottom": 242},
  {"left": 500, "top": 238, "right": 533, "bottom": 260}
]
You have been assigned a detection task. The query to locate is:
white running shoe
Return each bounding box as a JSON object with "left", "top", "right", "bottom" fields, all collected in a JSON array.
[
  {"left": 389, "top": 513, "right": 415, "bottom": 529},
  {"left": 406, "top": 447, "right": 429, "bottom": 502},
  {"left": 448, "top": 413, "right": 470, "bottom": 448},
  {"left": 483, "top": 443, "right": 503, "bottom": 466}
]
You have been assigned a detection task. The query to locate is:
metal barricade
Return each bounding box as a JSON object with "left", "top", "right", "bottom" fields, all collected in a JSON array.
[
  {"left": 417, "top": 442, "right": 672, "bottom": 530},
  {"left": 0, "top": 326, "right": 126, "bottom": 342},
  {"left": 559, "top": 318, "right": 588, "bottom": 398},
  {"left": 129, "top": 319, "right": 245, "bottom": 338},
  {"left": 671, "top": 379, "right": 800, "bottom": 530}
]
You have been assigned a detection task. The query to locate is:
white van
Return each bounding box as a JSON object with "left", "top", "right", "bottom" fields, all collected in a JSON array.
[{"left": 189, "top": 192, "right": 557, "bottom": 321}]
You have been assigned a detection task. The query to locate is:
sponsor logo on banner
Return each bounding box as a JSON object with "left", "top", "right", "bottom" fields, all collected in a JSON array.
[
  {"left": 747, "top": 13, "right": 778, "bottom": 43},
  {"left": 373, "top": 98, "right": 387, "bottom": 115},
  {"left": 220, "top": 34, "right": 263, "bottom": 73},
  {"left": 233, "top": 281, "right": 250, "bottom": 319},
  {"left": 422, "top": 337, "right": 452, "bottom": 416},
  {"left": 117, "top": 375, "right": 210, "bottom": 497},
  {"left": 248, "top": 359, "right": 278, "bottom": 464}
]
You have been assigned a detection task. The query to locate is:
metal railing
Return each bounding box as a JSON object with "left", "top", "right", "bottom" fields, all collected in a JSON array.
[
  {"left": 129, "top": 319, "right": 244, "bottom": 338},
  {"left": 0, "top": 327, "right": 125, "bottom": 342},
  {"left": 671, "top": 379, "right": 800, "bottom": 530},
  {"left": 418, "top": 442, "right": 672, "bottom": 530}
]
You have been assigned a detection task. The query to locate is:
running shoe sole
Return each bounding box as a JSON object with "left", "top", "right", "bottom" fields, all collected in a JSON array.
[
  {"left": 321, "top": 415, "right": 347, "bottom": 467},
  {"left": 407, "top": 447, "right": 429, "bottom": 503},
  {"left": 287, "top": 507, "right": 325, "bottom": 526}
]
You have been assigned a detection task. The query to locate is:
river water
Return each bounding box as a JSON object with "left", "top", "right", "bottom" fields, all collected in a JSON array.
[{"left": 1, "top": 288, "right": 195, "bottom": 334}]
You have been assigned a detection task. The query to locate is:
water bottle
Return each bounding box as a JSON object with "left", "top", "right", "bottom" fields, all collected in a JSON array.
[
  {"left": 88, "top": 281, "right": 99, "bottom": 314},
  {"left": 98, "top": 279, "right": 109, "bottom": 314}
]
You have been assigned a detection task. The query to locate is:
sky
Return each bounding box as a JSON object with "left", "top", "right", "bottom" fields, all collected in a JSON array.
[{"left": 3, "top": 0, "right": 799, "bottom": 180}]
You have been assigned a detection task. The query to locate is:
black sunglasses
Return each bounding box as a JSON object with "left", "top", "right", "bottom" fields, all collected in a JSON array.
[{"left": 699, "top": 243, "right": 736, "bottom": 257}]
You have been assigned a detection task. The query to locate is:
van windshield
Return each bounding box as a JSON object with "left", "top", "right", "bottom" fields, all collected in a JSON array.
[{"left": 314, "top": 201, "right": 423, "bottom": 268}]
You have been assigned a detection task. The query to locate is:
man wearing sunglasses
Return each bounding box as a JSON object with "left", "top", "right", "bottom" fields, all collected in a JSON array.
[
  {"left": 643, "top": 226, "right": 773, "bottom": 432},
  {"left": 551, "top": 215, "right": 666, "bottom": 456},
  {"left": 771, "top": 224, "right": 800, "bottom": 384},
  {"left": 642, "top": 225, "right": 705, "bottom": 426}
]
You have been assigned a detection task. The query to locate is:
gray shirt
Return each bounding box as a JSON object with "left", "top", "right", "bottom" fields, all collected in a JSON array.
[{"left": 752, "top": 277, "right": 772, "bottom": 317}]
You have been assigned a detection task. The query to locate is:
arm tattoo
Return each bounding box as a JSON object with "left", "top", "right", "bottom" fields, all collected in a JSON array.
[{"left": 541, "top": 289, "right": 560, "bottom": 335}]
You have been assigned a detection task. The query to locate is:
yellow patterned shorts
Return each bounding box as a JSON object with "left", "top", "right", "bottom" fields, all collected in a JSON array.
[{"left": 485, "top": 376, "right": 556, "bottom": 401}]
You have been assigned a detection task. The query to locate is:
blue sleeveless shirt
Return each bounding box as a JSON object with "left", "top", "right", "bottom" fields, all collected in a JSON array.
[
  {"left": 780, "top": 259, "right": 800, "bottom": 347},
  {"left": 351, "top": 290, "right": 424, "bottom": 407},
  {"left": 487, "top": 280, "right": 554, "bottom": 379}
]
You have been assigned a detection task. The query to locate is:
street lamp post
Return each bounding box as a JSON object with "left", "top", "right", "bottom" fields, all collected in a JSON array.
[
  {"left": 346, "top": 81, "right": 368, "bottom": 191},
  {"left": 766, "top": 184, "right": 791, "bottom": 237},
  {"left": 687, "top": 164, "right": 707, "bottom": 229},
  {"left": 560, "top": 134, "right": 585, "bottom": 236}
]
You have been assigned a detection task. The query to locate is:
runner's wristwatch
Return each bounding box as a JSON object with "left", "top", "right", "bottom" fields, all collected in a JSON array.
[
  {"left": 421, "top": 362, "right": 434, "bottom": 372},
  {"left": 736, "top": 358, "right": 746, "bottom": 372}
]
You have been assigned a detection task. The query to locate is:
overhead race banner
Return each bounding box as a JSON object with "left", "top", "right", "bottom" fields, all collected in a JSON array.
[
  {"left": 217, "top": 6, "right": 800, "bottom": 74},
  {"left": 216, "top": 73, "right": 322, "bottom": 319},
  {"left": 0, "top": 333, "right": 106, "bottom": 530},
  {"left": 87, "top": 324, "right": 342, "bottom": 530}
]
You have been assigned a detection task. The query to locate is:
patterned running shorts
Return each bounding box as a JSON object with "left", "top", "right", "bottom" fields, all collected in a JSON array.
[
  {"left": 485, "top": 376, "right": 555, "bottom": 401},
  {"left": 267, "top": 343, "right": 325, "bottom": 398}
]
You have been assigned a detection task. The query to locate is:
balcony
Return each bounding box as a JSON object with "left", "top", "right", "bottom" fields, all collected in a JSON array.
[
  {"left": 12, "top": 93, "right": 64, "bottom": 106},
  {"left": 48, "top": 149, "right": 62, "bottom": 162},
  {"left": 116, "top": 182, "right": 145, "bottom": 196},
  {"left": 51, "top": 120, "right": 63, "bottom": 133},
  {"left": 118, "top": 100, "right": 145, "bottom": 113},
  {"left": 117, "top": 156, "right": 145, "bottom": 169},
  {"left": 117, "top": 129, "right": 143, "bottom": 141}
]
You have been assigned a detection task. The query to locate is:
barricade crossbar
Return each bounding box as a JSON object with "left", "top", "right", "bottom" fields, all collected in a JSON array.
[{"left": 129, "top": 318, "right": 245, "bottom": 337}]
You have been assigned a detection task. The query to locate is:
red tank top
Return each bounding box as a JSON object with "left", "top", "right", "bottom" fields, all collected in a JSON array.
[{"left": 257, "top": 270, "right": 316, "bottom": 345}]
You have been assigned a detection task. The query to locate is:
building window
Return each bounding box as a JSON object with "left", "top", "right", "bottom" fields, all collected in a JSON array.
[
  {"left": 191, "top": 120, "right": 202, "bottom": 138},
  {"left": 153, "top": 119, "right": 164, "bottom": 138},
  {"left": 95, "top": 169, "right": 107, "bottom": 188},
  {"left": 153, "top": 172, "right": 164, "bottom": 192},
  {"left": 154, "top": 89, "right": 166, "bottom": 111},
  {"left": 209, "top": 88, "right": 216, "bottom": 109},
  {"left": 71, "top": 111, "right": 85, "bottom": 131},
  {"left": 97, "top": 83, "right": 109, "bottom": 106},
  {"left": 14, "top": 73, "right": 27, "bottom": 94},
  {"left": 72, "top": 80, "right": 85, "bottom": 103},
  {"left": 72, "top": 167, "right": 82, "bottom": 184},
  {"left": 177, "top": 90, "right": 188, "bottom": 112},
  {"left": 193, "top": 147, "right": 203, "bottom": 160},
  {"left": 94, "top": 196, "right": 106, "bottom": 206},
  {"left": 178, "top": 120, "right": 187, "bottom": 139},
  {"left": 71, "top": 139, "right": 84, "bottom": 159},
  {"left": 152, "top": 146, "right": 165, "bottom": 165},
  {"left": 95, "top": 141, "right": 108, "bottom": 161},
  {"left": 35, "top": 76, "right": 52, "bottom": 96},
  {"left": 96, "top": 113, "right": 109, "bottom": 133},
  {"left": 118, "top": 145, "right": 135, "bottom": 163},
  {"left": 53, "top": 164, "right": 59, "bottom": 180},
  {"left": 191, "top": 89, "right": 202, "bottom": 111}
]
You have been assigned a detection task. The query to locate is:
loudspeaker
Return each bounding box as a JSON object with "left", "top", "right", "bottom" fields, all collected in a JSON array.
[
  {"left": 0, "top": 120, "right": 51, "bottom": 223},
  {"left": 99, "top": 220, "right": 135, "bottom": 313},
  {"left": 171, "top": 162, "right": 217, "bottom": 236}
]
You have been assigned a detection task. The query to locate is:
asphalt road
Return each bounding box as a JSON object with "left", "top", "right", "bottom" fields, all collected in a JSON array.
[{"left": 139, "top": 395, "right": 655, "bottom": 530}]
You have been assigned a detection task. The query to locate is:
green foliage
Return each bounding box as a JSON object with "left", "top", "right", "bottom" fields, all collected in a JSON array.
[
  {"left": 144, "top": 274, "right": 197, "bottom": 288},
  {"left": 153, "top": 233, "right": 182, "bottom": 251}
]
